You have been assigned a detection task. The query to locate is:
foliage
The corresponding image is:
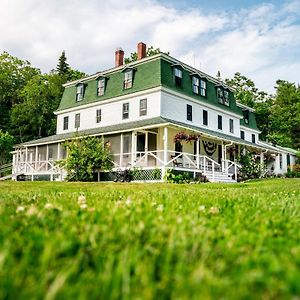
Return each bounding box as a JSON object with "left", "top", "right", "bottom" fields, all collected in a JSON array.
[
  {"left": 124, "top": 46, "right": 165, "bottom": 64},
  {"left": 0, "top": 130, "right": 14, "bottom": 165},
  {"left": 165, "top": 169, "right": 208, "bottom": 183},
  {"left": 286, "top": 164, "right": 300, "bottom": 178},
  {"left": 0, "top": 179, "right": 300, "bottom": 299},
  {"left": 173, "top": 132, "right": 199, "bottom": 143},
  {"left": 60, "top": 136, "right": 113, "bottom": 181},
  {"left": 56, "top": 50, "right": 70, "bottom": 76},
  {"left": 0, "top": 52, "right": 40, "bottom": 132},
  {"left": 238, "top": 152, "right": 262, "bottom": 180}
]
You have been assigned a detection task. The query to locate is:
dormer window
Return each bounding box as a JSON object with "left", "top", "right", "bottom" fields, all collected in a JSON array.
[
  {"left": 174, "top": 68, "right": 182, "bottom": 86},
  {"left": 124, "top": 70, "right": 133, "bottom": 89},
  {"left": 76, "top": 84, "right": 84, "bottom": 102},
  {"left": 192, "top": 76, "right": 199, "bottom": 94},
  {"left": 217, "top": 86, "right": 230, "bottom": 106},
  {"left": 97, "top": 78, "right": 105, "bottom": 96},
  {"left": 243, "top": 110, "right": 249, "bottom": 124},
  {"left": 200, "top": 79, "right": 206, "bottom": 96}
]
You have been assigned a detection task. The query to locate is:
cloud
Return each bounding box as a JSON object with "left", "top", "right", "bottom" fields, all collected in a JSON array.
[{"left": 0, "top": 0, "right": 299, "bottom": 92}]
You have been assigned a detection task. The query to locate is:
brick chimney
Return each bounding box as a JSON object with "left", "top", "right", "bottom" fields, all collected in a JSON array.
[
  {"left": 115, "top": 48, "right": 124, "bottom": 67},
  {"left": 137, "top": 42, "right": 146, "bottom": 60}
]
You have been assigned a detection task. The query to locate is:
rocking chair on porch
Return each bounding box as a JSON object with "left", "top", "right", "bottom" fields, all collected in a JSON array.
[{"left": 171, "top": 155, "right": 183, "bottom": 167}]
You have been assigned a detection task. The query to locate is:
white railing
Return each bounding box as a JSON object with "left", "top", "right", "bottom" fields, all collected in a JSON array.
[{"left": 223, "top": 159, "right": 241, "bottom": 179}]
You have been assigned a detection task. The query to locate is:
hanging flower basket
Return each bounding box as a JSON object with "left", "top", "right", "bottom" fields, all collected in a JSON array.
[{"left": 174, "top": 132, "right": 199, "bottom": 143}]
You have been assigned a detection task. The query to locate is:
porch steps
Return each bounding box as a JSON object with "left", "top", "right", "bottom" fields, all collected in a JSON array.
[{"left": 204, "top": 171, "right": 236, "bottom": 183}]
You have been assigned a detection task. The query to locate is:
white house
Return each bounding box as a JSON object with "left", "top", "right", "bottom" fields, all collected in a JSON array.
[{"left": 10, "top": 42, "right": 298, "bottom": 182}]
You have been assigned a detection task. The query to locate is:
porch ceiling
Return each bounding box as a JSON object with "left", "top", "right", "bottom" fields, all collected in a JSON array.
[{"left": 163, "top": 118, "right": 279, "bottom": 153}]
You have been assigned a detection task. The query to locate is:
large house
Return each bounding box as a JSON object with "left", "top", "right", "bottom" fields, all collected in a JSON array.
[{"left": 11, "top": 42, "right": 298, "bottom": 182}]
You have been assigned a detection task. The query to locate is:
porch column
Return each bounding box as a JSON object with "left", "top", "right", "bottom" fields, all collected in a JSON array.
[
  {"left": 145, "top": 131, "right": 148, "bottom": 166},
  {"left": 131, "top": 131, "right": 136, "bottom": 166},
  {"left": 196, "top": 137, "right": 200, "bottom": 169},
  {"left": 35, "top": 146, "right": 38, "bottom": 172},
  {"left": 260, "top": 152, "right": 264, "bottom": 172},
  {"left": 222, "top": 142, "right": 225, "bottom": 173},
  {"left": 274, "top": 154, "right": 280, "bottom": 174},
  {"left": 46, "top": 145, "right": 49, "bottom": 171},
  {"left": 163, "top": 127, "right": 168, "bottom": 166},
  {"left": 120, "top": 133, "right": 123, "bottom": 167},
  {"left": 57, "top": 143, "right": 61, "bottom": 160},
  {"left": 25, "top": 147, "right": 28, "bottom": 173}
]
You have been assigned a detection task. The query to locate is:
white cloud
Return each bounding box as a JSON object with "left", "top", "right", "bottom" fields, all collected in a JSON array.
[{"left": 0, "top": 0, "right": 299, "bottom": 92}]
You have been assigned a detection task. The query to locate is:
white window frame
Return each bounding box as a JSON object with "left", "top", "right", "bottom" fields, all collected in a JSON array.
[
  {"left": 75, "top": 113, "right": 80, "bottom": 129},
  {"left": 139, "top": 99, "right": 147, "bottom": 116},
  {"left": 229, "top": 119, "right": 234, "bottom": 133},
  {"left": 63, "top": 116, "right": 69, "bottom": 130},
  {"left": 200, "top": 79, "right": 206, "bottom": 96},
  {"left": 76, "top": 85, "right": 84, "bottom": 102},
  {"left": 124, "top": 70, "right": 133, "bottom": 89},
  {"left": 122, "top": 103, "right": 129, "bottom": 119},
  {"left": 97, "top": 79, "right": 105, "bottom": 96},
  {"left": 192, "top": 76, "right": 199, "bottom": 94},
  {"left": 96, "top": 109, "right": 101, "bottom": 123}
]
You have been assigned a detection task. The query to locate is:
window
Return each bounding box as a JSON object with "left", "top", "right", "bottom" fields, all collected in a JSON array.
[
  {"left": 96, "top": 109, "right": 101, "bottom": 123},
  {"left": 175, "top": 141, "right": 183, "bottom": 156},
  {"left": 203, "top": 110, "right": 208, "bottom": 126},
  {"left": 240, "top": 130, "right": 245, "bottom": 140},
  {"left": 229, "top": 119, "right": 234, "bottom": 133},
  {"left": 97, "top": 78, "right": 105, "bottom": 96},
  {"left": 218, "top": 115, "right": 222, "bottom": 130},
  {"left": 243, "top": 110, "right": 249, "bottom": 124},
  {"left": 140, "top": 99, "right": 147, "bottom": 116},
  {"left": 123, "top": 103, "right": 129, "bottom": 119},
  {"left": 75, "top": 113, "right": 80, "bottom": 129},
  {"left": 200, "top": 79, "right": 206, "bottom": 96},
  {"left": 252, "top": 134, "right": 256, "bottom": 143},
  {"left": 217, "top": 87, "right": 230, "bottom": 106},
  {"left": 187, "top": 104, "right": 192, "bottom": 121},
  {"left": 279, "top": 154, "right": 282, "bottom": 169},
  {"left": 63, "top": 116, "right": 69, "bottom": 130},
  {"left": 76, "top": 84, "right": 84, "bottom": 101},
  {"left": 174, "top": 68, "right": 182, "bottom": 86},
  {"left": 124, "top": 70, "right": 133, "bottom": 89},
  {"left": 192, "top": 76, "right": 199, "bottom": 94}
]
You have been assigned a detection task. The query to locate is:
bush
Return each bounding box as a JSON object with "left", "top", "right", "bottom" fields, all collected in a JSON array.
[{"left": 286, "top": 164, "right": 300, "bottom": 178}]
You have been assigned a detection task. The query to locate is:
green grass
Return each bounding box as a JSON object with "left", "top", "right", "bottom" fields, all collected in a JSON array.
[{"left": 0, "top": 179, "right": 300, "bottom": 300}]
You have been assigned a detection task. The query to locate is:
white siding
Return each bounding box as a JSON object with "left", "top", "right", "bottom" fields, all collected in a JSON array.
[
  {"left": 160, "top": 91, "right": 241, "bottom": 137},
  {"left": 240, "top": 127, "right": 259, "bottom": 145},
  {"left": 56, "top": 91, "right": 161, "bottom": 134}
]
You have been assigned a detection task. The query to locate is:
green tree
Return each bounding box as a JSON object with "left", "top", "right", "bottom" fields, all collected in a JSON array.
[
  {"left": 268, "top": 80, "right": 300, "bottom": 148},
  {"left": 0, "top": 130, "right": 14, "bottom": 165},
  {"left": 0, "top": 52, "right": 39, "bottom": 132},
  {"left": 56, "top": 50, "right": 70, "bottom": 76},
  {"left": 60, "top": 136, "right": 113, "bottom": 181}
]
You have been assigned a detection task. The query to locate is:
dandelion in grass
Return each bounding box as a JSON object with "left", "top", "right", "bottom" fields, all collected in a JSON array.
[
  {"left": 44, "top": 203, "right": 53, "bottom": 209},
  {"left": 80, "top": 203, "right": 88, "bottom": 210},
  {"left": 78, "top": 193, "right": 86, "bottom": 204},
  {"left": 157, "top": 204, "right": 164, "bottom": 212},
  {"left": 26, "top": 206, "right": 38, "bottom": 216},
  {"left": 210, "top": 206, "right": 219, "bottom": 214},
  {"left": 198, "top": 205, "right": 205, "bottom": 212},
  {"left": 125, "top": 197, "right": 132, "bottom": 206},
  {"left": 16, "top": 206, "right": 25, "bottom": 213}
]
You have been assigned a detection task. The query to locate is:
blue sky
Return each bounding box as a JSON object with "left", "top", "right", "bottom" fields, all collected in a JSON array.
[{"left": 0, "top": 0, "right": 299, "bottom": 93}]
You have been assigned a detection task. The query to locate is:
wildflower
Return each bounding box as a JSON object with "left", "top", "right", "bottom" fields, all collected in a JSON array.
[
  {"left": 177, "top": 217, "right": 183, "bottom": 224},
  {"left": 78, "top": 193, "right": 86, "bottom": 204},
  {"left": 44, "top": 203, "right": 53, "bottom": 209},
  {"left": 16, "top": 206, "right": 25, "bottom": 213},
  {"left": 210, "top": 206, "right": 219, "bottom": 214},
  {"left": 198, "top": 205, "right": 205, "bottom": 212},
  {"left": 26, "top": 206, "right": 38, "bottom": 216},
  {"left": 80, "top": 204, "right": 88, "bottom": 210},
  {"left": 115, "top": 200, "right": 122, "bottom": 207},
  {"left": 125, "top": 197, "right": 132, "bottom": 206},
  {"left": 157, "top": 204, "right": 164, "bottom": 212},
  {"left": 151, "top": 202, "right": 157, "bottom": 207}
]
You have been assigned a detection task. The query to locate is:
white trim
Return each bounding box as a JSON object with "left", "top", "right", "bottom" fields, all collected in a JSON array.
[
  {"left": 240, "top": 125, "right": 261, "bottom": 134},
  {"left": 236, "top": 102, "right": 255, "bottom": 112},
  {"left": 55, "top": 87, "right": 162, "bottom": 115},
  {"left": 161, "top": 87, "right": 243, "bottom": 119}
]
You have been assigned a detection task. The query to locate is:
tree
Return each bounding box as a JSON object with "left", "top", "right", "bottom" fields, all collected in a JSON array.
[
  {"left": 124, "top": 46, "right": 164, "bottom": 64},
  {"left": 0, "top": 130, "right": 14, "bottom": 165},
  {"left": 56, "top": 50, "right": 70, "bottom": 76},
  {"left": 0, "top": 52, "right": 39, "bottom": 132},
  {"left": 60, "top": 136, "right": 113, "bottom": 181}
]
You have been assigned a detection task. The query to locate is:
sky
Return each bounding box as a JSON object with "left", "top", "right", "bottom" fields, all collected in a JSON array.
[{"left": 0, "top": 0, "right": 299, "bottom": 93}]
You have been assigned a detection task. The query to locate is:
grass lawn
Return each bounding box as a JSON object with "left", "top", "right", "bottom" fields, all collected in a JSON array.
[{"left": 0, "top": 179, "right": 299, "bottom": 299}]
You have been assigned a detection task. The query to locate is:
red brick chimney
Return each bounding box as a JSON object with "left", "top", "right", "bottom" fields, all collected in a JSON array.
[
  {"left": 115, "top": 48, "right": 124, "bottom": 67},
  {"left": 137, "top": 42, "right": 146, "bottom": 60}
]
